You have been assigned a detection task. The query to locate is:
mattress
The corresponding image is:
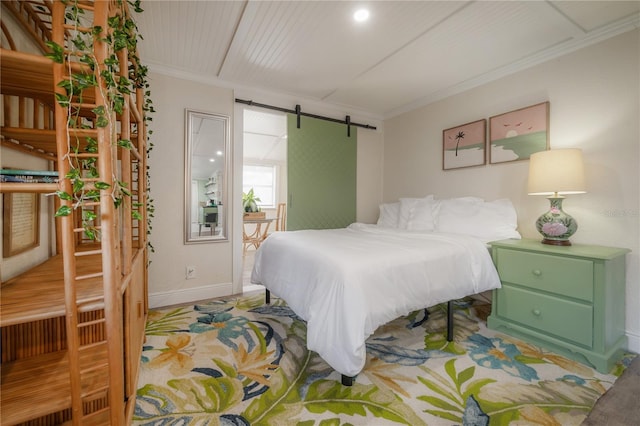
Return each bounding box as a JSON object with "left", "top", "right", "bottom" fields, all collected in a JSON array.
[{"left": 251, "top": 223, "right": 501, "bottom": 377}]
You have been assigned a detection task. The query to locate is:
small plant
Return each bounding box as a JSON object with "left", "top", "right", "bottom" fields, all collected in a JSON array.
[{"left": 242, "top": 188, "right": 261, "bottom": 213}]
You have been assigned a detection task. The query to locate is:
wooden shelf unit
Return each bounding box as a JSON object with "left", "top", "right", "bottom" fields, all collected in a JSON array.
[{"left": 1, "top": 1, "right": 149, "bottom": 424}]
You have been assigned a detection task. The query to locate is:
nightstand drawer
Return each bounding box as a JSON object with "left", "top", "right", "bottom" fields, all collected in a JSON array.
[
  {"left": 497, "top": 285, "right": 593, "bottom": 347},
  {"left": 495, "top": 249, "right": 593, "bottom": 302}
]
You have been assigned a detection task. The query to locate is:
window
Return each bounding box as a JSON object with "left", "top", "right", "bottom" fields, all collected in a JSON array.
[{"left": 243, "top": 164, "right": 276, "bottom": 208}]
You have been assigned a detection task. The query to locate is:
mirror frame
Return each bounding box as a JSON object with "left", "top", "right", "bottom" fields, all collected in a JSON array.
[{"left": 184, "top": 109, "right": 231, "bottom": 244}]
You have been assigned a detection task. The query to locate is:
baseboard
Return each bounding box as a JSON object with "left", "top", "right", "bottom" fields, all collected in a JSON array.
[
  {"left": 149, "top": 282, "right": 233, "bottom": 309},
  {"left": 627, "top": 330, "right": 640, "bottom": 354}
]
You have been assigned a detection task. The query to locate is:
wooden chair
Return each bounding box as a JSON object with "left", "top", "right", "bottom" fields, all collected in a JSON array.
[{"left": 275, "top": 203, "right": 287, "bottom": 231}]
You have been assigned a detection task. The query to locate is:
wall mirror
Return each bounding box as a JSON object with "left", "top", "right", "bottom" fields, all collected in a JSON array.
[{"left": 184, "top": 109, "right": 230, "bottom": 243}]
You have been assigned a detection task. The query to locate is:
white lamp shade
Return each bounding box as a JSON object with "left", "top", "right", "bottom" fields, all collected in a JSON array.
[{"left": 528, "top": 148, "right": 586, "bottom": 195}]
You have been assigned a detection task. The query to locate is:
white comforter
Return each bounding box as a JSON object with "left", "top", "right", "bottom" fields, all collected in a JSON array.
[{"left": 250, "top": 223, "right": 501, "bottom": 377}]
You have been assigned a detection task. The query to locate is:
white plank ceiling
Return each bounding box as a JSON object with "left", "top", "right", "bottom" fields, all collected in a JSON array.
[{"left": 135, "top": 0, "right": 639, "bottom": 120}]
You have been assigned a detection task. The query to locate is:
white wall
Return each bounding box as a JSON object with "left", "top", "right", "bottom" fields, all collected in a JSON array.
[
  {"left": 383, "top": 30, "right": 640, "bottom": 353},
  {"left": 146, "top": 72, "right": 235, "bottom": 307}
]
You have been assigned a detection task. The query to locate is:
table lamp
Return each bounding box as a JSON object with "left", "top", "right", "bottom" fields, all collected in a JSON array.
[{"left": 528, "top": 148, "right": 586, "bottom": 246}]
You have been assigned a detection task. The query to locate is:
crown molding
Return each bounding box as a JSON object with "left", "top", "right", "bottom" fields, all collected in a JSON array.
[{"left": 384, "top": 13, "right": 639, "bottom": 119}]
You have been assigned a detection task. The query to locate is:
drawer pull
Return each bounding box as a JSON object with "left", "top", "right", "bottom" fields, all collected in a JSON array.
[
  {"left": 532, "top": 269, "right": 542, "bottom": 277},
  {"left": 532, "top": 309, "right": 541, "bottom": 316}
]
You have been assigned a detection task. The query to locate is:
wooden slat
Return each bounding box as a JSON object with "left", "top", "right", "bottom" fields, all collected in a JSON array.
[
  {"left": 0, "top": 181, "right": 59, "bottom": 193},
  {"left": 0, "top": 253, "right": 107, "bottom": 327},
  {"left": 2, "top": 127, "right": 124, "bottom": 161},
  {"left": 1, "top": 0, "right": 150, "bottom": 423},
  {"left": 0, "top": 48, "right": 94, "bottom": 105},
  {"left": 0, "top": 342, "right": 109, "bottom": 425},
  {"left": 0, "top": 48, "right": 55, "bottom": 104},
  {"left": 1, "top": 126, "right": 57, "bottom": 155}
]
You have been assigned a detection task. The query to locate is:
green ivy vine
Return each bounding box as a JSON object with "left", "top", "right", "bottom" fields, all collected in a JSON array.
[{"left": 45, "top": 0, "right": 154, "bottom": 250}]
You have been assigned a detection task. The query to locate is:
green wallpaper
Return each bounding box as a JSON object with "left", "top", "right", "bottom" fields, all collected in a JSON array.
[{"left": 287, "top": 114, "right": 356, "bottom": 230}]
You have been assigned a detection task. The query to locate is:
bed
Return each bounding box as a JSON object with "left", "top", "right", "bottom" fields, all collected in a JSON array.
[{"left": 250, "top": 196, "right": 520, "bottom": 384}]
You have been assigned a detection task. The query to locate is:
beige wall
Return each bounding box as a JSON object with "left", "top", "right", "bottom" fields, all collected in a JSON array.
[
  {"left": 146, "top": 72, "right": 235, "bottom": 307},
  {"left": 383, "top": 30, "right": 640, "bottom": 352},
  {"left": 357, "top": 127, "right": 384, "bottom": 224}
]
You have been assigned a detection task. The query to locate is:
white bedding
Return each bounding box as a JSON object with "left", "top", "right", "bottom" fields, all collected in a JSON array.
[{"left": 250, "top": 223, "right": 501, "bottom": 377}]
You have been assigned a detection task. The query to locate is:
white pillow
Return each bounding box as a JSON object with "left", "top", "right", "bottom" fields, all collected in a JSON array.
[
  {"left": 377, "top": 202, "right": 400, "bottom": 228},
  {"left": 434, "top": 197, "right": 521, "bottom": 243},
  {"left": 398, "top": 195, "right": 434, "bottom": 229},
  {"left": 406, "top": 197, "right": 439, "bottom": 232}
]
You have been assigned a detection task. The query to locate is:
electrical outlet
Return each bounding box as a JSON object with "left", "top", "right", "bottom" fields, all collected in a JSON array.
[{"left": 186, "top": 265, "right": 197, "bottom": 279}]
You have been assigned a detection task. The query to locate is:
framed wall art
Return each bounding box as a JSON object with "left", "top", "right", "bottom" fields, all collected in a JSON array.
[
  {"left": 489, "top": 101, "right": 549, "bottom": 164},
  {"left": 442, "top": 119, "right": 486, "bottom": 170},
  {"left": 3, "top": 193, "right": 40, "bottom": 258}
]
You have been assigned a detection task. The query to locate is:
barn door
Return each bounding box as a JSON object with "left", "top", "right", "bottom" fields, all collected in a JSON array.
[{"left": 286, "top": 114, "right": 356, "bottom": 230}]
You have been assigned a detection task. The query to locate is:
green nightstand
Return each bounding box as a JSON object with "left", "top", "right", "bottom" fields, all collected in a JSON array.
[{"left": 487, "top": 238, "right": 630, "bottom": 373}]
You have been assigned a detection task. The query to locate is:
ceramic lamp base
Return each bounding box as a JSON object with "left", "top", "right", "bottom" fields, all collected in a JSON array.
[{"left": 535, "top": 196, "right": 578, "bottom": 246}]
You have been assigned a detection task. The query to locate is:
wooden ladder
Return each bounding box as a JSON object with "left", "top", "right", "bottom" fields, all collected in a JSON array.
[{"left": 51, "top": 1, "right": 124, "bottom": 424}]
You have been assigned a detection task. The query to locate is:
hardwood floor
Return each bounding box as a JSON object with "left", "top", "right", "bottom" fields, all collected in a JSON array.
[{"left": 242, "top": 249, "right": 264, "bottom": 293}]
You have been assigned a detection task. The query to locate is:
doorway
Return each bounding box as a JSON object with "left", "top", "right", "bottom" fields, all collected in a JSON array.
[{"left": 242, "top": 108, "right": 287, "bottom": 291}]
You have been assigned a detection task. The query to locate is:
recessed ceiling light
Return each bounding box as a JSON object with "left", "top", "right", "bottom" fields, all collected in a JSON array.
[
  {"left": 216, "top": 151, "right": 223, "bottom": 156},
  {"left": 353, "top": 9, "right": 369, "bottom": 23},
  {"left": 209, "top": 158, "right": 215, "bottom": 162}
]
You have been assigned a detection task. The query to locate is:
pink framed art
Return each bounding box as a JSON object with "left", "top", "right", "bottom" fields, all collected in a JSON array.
[
  {"left": 442, "top": 119, "right": 486, "bottom": 170},
  {"left": 489, "top": 102, "right": 549, "bottom": 164}
]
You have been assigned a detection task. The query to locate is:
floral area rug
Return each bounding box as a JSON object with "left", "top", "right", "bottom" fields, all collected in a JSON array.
[{"left": 133, "top": 292, "right": 632, "bottom": 425}]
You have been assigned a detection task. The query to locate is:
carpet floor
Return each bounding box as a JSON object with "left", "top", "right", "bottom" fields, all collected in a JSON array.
[{"left": 133, "top": 292, "right": 634, "bottom": 425}]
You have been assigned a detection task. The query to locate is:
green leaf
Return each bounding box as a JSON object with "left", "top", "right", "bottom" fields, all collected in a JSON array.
[
  {"left": 83, "top": 210, "right": 97, "bottom": 221},
  {"left": 461, "top": 378, "right": 496, "bottom": 402},
  {"left": 55, "top": 205, "right": 72, "bottom": 217},
  {"left": 144, "top": 307, "right": 191, "bottom": 335},
  {"left": 134, "top": 376, "right": 244, "bottom": 420},
  {"left": 444, "top": 358, "right": 458, "bottom": 383},
  {"left": 95, "top": 115, "right": 109, "bottom": 128},
  {"left": 212, "top": 358, "right": 238, "bottom": 379},
  {"left": 55, "top": 93, "right": 70, "bottom": 107},
  {"left": 92, "top": 105, "right": 106, "bottom": 116},
  {"left": 56, "top": 191, "right": 73, "bottom": 201},
  {"left": 94, "top": 181, "right": 111, "bottom": 190},
  {"left": 242, "top": 335, "right": 309, "bottom": 424},
  {"left": 72, "top": 179, "right": 84, "bottom": 193},
  {"left": 85, "top": 190, "right": 100, "bottom": 200},
  {"left": 118, "top": 139, "right": 132, "bottom": 149},
  {"left": 66, "top": 168, "right": 80, "bottom": 179},
  {"left": 83, "top": 227, "right": 96, "bottom": 240},
  {"left": 457, "top": 365, "right": 475, "bottom": 388},
  {"left": 418, "top": 395, "right": 461, "bottom": 412},
  {"left": 423, "top": 409, "right": 461, "bottom": 423},
  {"left": 44, "top": 41, "right": 64, "bottom": 63},
  {"left": 417, "top": 375, "right": 459, "bottom": 405},
  {"left": 303, "top": 381, "right": 425, "bottom": 425},
  {"left": 318, "top": 419, "right": 341, "bottom": 426}
]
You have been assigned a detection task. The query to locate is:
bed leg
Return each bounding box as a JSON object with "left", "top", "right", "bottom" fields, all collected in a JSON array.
[
  {"left": 341, "top": 375, "right": 354, "bottom": 386},
  {"left": 447, "top": 300, "right": 454, "bottom": 341},
  {"left": 265, "top": 289, "right": 271, "bottom": 304}
]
